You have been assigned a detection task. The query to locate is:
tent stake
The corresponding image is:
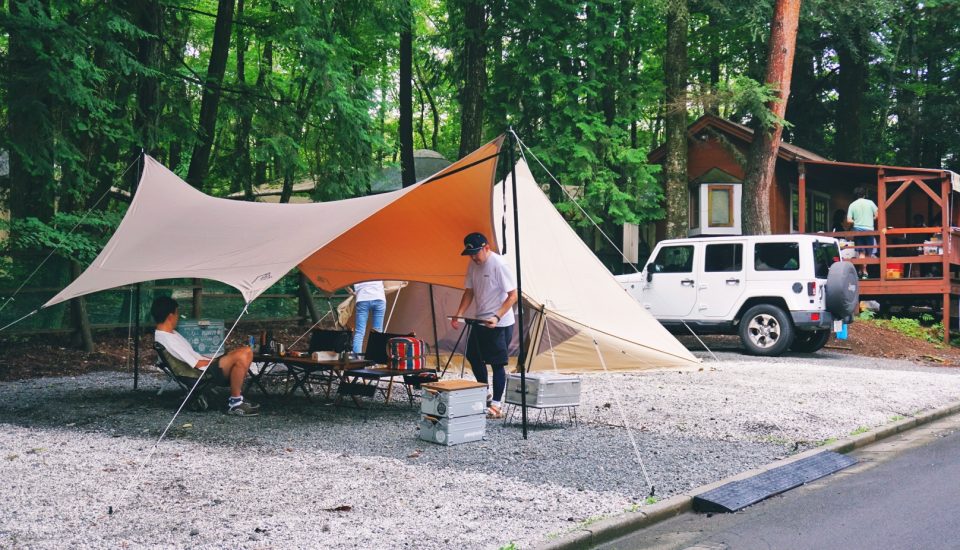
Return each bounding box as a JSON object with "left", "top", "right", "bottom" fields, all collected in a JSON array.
[{"left": 508, "top": 129, "right": 528, "bottom": 440}]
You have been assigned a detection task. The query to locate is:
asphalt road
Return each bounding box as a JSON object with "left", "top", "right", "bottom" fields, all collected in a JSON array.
[{"left": 599, "top": 416, "right": 960, "bottom": 550}]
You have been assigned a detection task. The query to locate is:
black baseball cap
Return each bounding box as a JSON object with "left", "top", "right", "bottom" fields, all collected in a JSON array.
[{"left": 461, "top": 232, "right": 488, "bottom": 255}]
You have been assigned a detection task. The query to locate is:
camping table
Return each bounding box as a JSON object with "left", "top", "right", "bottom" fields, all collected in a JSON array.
[{"left": 274, "top": 356, "right": 373, "bottom": 401}]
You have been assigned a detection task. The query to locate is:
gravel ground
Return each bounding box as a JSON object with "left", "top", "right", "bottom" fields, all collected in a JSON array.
[{"left": 1, "top": 350, "right": 958, "bottom": 549}]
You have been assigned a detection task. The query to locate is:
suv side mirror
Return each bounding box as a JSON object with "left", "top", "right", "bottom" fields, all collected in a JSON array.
[{"left": 646, "top": 264, "right": 655, "bottom": 283}]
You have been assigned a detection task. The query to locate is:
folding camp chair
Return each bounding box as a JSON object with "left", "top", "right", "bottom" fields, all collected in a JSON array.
[
  {"left": 350, "top": 330, "right": 437, "bottom": 406},
  {"left": 153, "top": 342, "right": 225, "bottom": 411}
]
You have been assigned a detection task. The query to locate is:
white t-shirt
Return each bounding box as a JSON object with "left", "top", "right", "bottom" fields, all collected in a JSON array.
[
  {"left": 154, "top": 329, "right": 206, "bottom": 368},
  {"left": 354, "top": 281, "right": 386, "bottom": 303},
  {"left": 465, "top": 252, "right": 517, "bottom": 327}
]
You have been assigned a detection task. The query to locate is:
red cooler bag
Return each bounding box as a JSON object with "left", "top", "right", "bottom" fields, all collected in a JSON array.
[{"left": 387, "top": 336, "right": 429, "bottom": 370}]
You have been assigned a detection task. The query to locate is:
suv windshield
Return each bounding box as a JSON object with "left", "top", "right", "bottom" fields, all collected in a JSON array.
[{"left": 812, "top": 241, "right": 840, "bottom": 278}]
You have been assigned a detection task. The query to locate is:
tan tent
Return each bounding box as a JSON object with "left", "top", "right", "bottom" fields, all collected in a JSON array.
[{"left": 346, "top": 160, "right": 699, "bottom": 372}]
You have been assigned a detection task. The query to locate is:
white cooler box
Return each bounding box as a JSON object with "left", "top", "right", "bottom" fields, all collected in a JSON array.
[
  {"left": 418, "top": 414, "right": 486, "bottom": 445},
  {"left": 420, "top": 380, "right": 487, "bottom": 418},
  {"left": 505, "top": 372, "right": 581, "bottom": 408}
]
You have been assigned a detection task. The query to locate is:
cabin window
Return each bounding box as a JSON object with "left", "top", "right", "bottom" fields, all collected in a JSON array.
[
  {"left": 791, "top": 186, "right": 831, "bottom": 232},
  {"left": 689, "top": 182, "right": 742, "bottom": 236},
  {"left": 708, "top": 185, "right": 734, "bottom": 227}
]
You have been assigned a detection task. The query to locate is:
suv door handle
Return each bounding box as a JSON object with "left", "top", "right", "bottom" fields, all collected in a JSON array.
[
  {"left": 726, "top": 278, "right": 740, "bottom": 285},
  {"left": 680, "top": 279, "right": 695, "bottom": 286}
]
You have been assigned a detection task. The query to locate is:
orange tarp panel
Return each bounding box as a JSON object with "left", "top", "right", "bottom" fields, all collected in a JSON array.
[{"left": 298, "top": 136, "right": 504, "bottom": 292}]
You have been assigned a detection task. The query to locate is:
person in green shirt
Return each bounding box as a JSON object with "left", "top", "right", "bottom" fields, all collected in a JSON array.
[{"left": 846, "top": 186, "right": 878, "bottom": 278}]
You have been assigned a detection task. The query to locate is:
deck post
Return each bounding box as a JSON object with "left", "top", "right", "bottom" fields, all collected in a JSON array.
[
  {"left": 798, "top": 162, "right": 806, "bottom": 233},
  {"left": 877, "top": 169, "right": 887, "bottom": 280},
  {"left": 943, "top": 293, "right": 951, "bottom": 343}
]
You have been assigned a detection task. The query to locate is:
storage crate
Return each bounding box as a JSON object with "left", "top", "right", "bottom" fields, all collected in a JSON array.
[
  {"left": 421, "top": 383, "right": 486, "bottom": 418},
  {"left": 505, "top": 373, "right": 581, "bottom": 408},
  {"left": 418, "top": 414, "right": 486, "bottom": 445}
]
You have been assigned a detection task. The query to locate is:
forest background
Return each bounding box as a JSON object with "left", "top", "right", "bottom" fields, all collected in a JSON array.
[{"left": 1, "top": 0, "right": 959, "bottom": 337}]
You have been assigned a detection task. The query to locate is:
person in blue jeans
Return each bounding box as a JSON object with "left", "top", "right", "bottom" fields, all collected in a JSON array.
[
  {"left": 846, "top": 186, "right": 879, "bottom": 278},
  {"left": 352, "top": 281, "right": 386, "bottom": 354}
]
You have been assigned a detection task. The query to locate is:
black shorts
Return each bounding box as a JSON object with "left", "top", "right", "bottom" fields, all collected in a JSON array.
[
  {"left": 466, "top": 324, "right": 513, "bottom": 366},
  {"left": 203, "top": 356, "right": 228, "bottom": 384}
]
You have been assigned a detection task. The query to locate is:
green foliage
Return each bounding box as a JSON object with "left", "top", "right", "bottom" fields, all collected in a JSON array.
[
  {"left": 872, "top": 316, "right": 942, "bottom": 343},
  {"left": 850, "top": 425, "right": 871, "bottom": 436},
  {"left": 858, "top": 309, "right": 876, "bottom": 321},
  {"left": 498, "top": 543, "right": 519, "bottom": 550},
  {"left": 2, "top": 211, "right": 122, "bottom": 266}
]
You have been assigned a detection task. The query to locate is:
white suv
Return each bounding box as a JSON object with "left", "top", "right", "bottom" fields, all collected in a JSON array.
[{"left": 616, "top": 235, "right": 859, "bottom": 356}]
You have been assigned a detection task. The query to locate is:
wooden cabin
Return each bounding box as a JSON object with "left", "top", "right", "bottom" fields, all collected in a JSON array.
[{"left": 646, "top": 115, "right": 960, "bottom": 342}]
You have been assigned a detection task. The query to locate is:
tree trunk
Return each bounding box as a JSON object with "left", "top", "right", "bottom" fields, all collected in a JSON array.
[
  {"left": 233, "top": 0, "right": 253, "bottom": 198},
  {"left": 254, "top": 37, "right": 273, "bottom": 186},
  {"left": 664, "top": 0, "right": 689, "bottom": 239},
  {"left": 399, "top": 2, "right": 416, "bottom": 187},
  {"left": 835, "top": 25, "right": 867, "bottom": 162},
  {"left": 456, "top": 0, "right": 488, "bottom": 158},
  {"left": 71, "top": 261, "right": 94, "bottom": 352},
  {"left": 298, "top": 273, "right": 319, "bottom": 325},
  {"left": 742, "top": 0, "right": 802, "bottom": 236},
  {"left": 7, "top": 0, "right": 55, "bottom": 222},
  {"left": 186, "top": 0, "right": 235, "bottom": 190},
  {"left": 133, "top": 0, "right": 161, "bottom": 156},
  {"left": 414, "top": 78, "right": 428, "bottom": 149}
]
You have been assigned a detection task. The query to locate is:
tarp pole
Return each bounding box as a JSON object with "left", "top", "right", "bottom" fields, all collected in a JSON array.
[
  {"left": 133, "top": 151, "right": 144, "bottom": 391},
  {"left": 134, "top": 283, "right": 141, "bottom": 390},
  {"left": 508, "top": 129, "right": 528, "bottom": 439},
  {"left": 428, "top": 284, "right": 441, "bottom": 371}
]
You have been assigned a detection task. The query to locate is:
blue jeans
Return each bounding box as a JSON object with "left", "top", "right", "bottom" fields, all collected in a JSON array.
[
  {"left": 853, "top": 228, "right": 877, "bottom": 258},
  {"left": 353, "top": 299, "right": 386, "bottom": 353}
]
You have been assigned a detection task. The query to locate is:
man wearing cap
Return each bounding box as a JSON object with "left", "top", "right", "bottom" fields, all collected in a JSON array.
[{"left": 451, "top": 232, "right": 518, "bottom": 419}]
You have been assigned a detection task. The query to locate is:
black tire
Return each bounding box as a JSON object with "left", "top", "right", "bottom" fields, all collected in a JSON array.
[
  {"left": 825, "top": 261, "right": 860, "bottom": 318},
  {"left": 789, "top": 330, "right": 831, "bottom": 353},
  {"left": 738, "top": 304, "right": 795, "bottom": 356}
]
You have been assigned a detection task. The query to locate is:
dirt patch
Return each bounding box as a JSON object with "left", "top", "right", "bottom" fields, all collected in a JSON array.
[
  {"left": 831, "top": 320, "right": 960, "bottom": 365},
  {"left": 2, "top": 320, "right": 958, "bottom": 382}
]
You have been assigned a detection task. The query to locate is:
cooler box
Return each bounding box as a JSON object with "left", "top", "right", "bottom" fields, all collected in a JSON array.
[
  {"left": 418, "top": 414, "right": 486, "bottom": 446},
  {"left": 505, "top": 373, "right": 581, "bottom": 407},
  {"left": 421, "top": 380, "right": 486, "bottom": 418}
]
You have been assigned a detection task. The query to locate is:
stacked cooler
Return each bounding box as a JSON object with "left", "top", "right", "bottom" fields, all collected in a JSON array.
[
  {"left": 504, "top": 372, "right": 581, "bottom": 408},
  {"left": 418, "top": 380, "right": 487, "bottom": 445}
]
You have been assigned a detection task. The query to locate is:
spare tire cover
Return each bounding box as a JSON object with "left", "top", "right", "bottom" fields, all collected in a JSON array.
[{"left": 825, "top": 261, "right": 859, "bottom": 318}]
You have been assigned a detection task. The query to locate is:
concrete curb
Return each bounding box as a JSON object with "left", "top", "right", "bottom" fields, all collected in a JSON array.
[{"left": 534, "top": 398, "right": 960, "bottom": 550}]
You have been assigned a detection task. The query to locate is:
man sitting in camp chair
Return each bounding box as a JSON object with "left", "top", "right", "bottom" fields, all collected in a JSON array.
[{"left": 151, "top": 296, "right": 259, "bottom": 417}]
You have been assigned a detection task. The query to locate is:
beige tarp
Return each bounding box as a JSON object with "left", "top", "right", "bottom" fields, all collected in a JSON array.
[{"left": 45, "top": 139, "right": 503, "bottom": 307}]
